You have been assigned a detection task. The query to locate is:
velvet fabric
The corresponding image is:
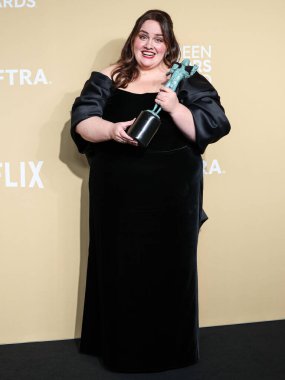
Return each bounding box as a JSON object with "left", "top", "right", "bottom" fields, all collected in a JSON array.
[{"left": 70, "top": 70, "right": 230, "bottom": 373}]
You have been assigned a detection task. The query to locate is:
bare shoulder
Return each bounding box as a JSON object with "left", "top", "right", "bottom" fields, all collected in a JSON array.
[{"left": 100, "top": 64, "right": 118, "bottom": 79}]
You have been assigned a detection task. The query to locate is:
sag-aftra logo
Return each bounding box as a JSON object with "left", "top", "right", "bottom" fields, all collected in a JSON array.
[
  {"left": 0, "top": 69, "right": 50, "bottom": 86},
  {"left": 0, "top": 0, "right": 36, "bottom": 8}
]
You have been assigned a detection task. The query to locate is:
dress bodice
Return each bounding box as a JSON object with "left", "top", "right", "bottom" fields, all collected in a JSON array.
[
  {"left": 101, "top": 88, "right": 190, "bottom": 153},
  {"left": 70, "top": 70, "right": 231, "bottom": 157}
]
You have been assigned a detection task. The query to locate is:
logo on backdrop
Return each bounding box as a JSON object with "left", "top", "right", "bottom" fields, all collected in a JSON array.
[
  {"left": 0, "top": 69, "right": 50, "bottom": 86},
  {"left": 0, "top": 161, "right": 44, "bottom": 188},
  {"left": 181, "top": 45, "right": 212, "bottom": 82},
  {"left": 203, "top": 159, "right": 225, "bottom": 175},
  {"left": 0, "top": 0, "right": 36, "bottom": 8}
]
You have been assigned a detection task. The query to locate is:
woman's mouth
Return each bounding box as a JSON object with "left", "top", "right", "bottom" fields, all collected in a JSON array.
[{"left": 141, "top": 51, "right": 155, "bottom": 58}]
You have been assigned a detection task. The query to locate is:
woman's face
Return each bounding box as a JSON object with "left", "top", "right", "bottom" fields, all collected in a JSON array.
[{"left": 133, "top": 20, "right": 167, "bottom": 70}]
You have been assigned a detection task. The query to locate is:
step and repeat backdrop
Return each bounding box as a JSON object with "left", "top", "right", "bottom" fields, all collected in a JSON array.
[{"left": 1, "top": 0, "right": 284, "bottom": 344}]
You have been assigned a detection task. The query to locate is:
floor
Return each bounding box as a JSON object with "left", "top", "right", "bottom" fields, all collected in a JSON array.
[{"left": 0, "top": 320, "right": 284, "bottom": 380}]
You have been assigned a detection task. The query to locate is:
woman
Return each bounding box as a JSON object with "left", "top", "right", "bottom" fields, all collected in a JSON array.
[{"left": 71, "top": 9, "right": 230, "bottom": 373}]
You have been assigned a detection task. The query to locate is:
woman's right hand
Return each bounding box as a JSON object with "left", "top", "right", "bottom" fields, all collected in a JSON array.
[{"left": 109, "top": 119, "right": 138, "bottom": 146}]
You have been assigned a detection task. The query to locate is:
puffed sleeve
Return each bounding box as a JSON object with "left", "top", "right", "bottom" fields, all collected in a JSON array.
[
  {"left": 70, "top": 71, "right": 114, "bottom": 154},
  {"left": 178, "top": 69, "right": 231, "bottom": 154}
]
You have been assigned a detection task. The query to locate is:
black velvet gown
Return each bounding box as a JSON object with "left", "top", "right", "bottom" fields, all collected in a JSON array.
[{"left": 70, "top": 69, "right": 230, "bottom": 373}]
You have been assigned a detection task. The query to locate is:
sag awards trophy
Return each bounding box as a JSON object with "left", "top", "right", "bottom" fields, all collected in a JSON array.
[{"left": 127, "top": 59, "right": 198, "bottom": 147}]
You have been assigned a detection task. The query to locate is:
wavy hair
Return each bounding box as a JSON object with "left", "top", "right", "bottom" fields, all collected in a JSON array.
[{"left": 111, "top": 9, "right": 181, "bottom": 88}]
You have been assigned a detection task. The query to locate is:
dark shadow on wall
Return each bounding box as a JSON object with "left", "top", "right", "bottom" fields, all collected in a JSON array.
[
  {"left": 58, "top": 39, "right": 125, "bottom": 345},
  {"left": 59, "top": 118, "right": 89, "bottom": 341}
]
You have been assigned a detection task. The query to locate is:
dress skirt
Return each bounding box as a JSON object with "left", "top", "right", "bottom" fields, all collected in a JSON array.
[{"left": 80, "top": 143, "right": 203, "bottom": 373}]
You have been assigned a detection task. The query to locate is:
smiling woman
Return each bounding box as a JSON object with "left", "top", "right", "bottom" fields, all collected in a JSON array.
[
  {"left": 133, "top": 20, "right": 167, "bottom": 70},
  {"left": 71, "top": 9, "right": 230, "bottom": 373},
  {"left": 109, "top": 10, "right": 180, "bottom": 91}
]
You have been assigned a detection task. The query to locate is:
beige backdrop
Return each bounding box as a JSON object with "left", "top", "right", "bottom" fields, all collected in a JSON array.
[{"left": 0, "top": 0, "right": 284, "bottom": 344}]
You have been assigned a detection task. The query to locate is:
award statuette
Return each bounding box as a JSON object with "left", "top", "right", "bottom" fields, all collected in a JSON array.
[{"left": 127, "top": 59, "right": 198, "bottom": 147}]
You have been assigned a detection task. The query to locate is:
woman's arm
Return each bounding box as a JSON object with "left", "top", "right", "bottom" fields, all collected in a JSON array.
[
  {"left": 75, "top": 116, "right": 137, "bottom": 145},
  {"left": 155, "top": 86, "right": 196, "bottom": 141},
  {"left": 156, "top": 72, "right": 231, "bottom": 153},
  {"left": 169, "top": 103, "right": 196, "bottom": 141},
  {"left": 71, "top": 71, "right": 137, "bottom": 152}
]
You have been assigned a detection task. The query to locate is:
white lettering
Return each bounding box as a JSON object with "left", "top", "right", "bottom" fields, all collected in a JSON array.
[
  {"left": 209, "top": 159, "right": 222, "bottom": 174},
  {"left": 20, "top": 161, "right": 26, "bottom": 187},
  {"left": 4, "top": 0, "right": 13, "bottom": 7},
  {"left": 29, "top": 161, "right": 43, "bottom": 188},
  {"left": 203, "top": 60, "right": 212, "bottom": 73},
  {"left": 0, "top": 69, "right": 49, "bottom": 86},
  {"left": 0, "top": 161, "right": 44, "bottom": 188},
  {"left": 201, "top": 45, "right": 211, "bottom": 58},
  {"left": 181, "top": 45, "right": 212, "bottom": 60},
  {"left": 34, "top": 68, "right": 48, "bottom": 84},
  {"left": 0, "top": 0, "right": 36, "bottom": 7},
  {"left": 203, "top": 159, "right": 224, "bottom": 175},
  {"left": 181, "top": 44, "right": 212, "bottom": 82},
  {"left": 6, "top": 69, "right": 18, "bottom": 85},
  {"left": 27, "top": 0, "right": 35, "bottom": 7},
  {"left": 182, "top": 45, "right": 191, "bottom": 59},
  {"left": 5, "top": 162, "right": 18, "bottom": 187},
  {"left": 191, "top": 45, "right": 200, "bottom": 59},
  {"left": 20, "top": 69, "right": 33, "bottom": 85},
  {"left": 15, "top": 0, "right": 25, "bottom": 7}
]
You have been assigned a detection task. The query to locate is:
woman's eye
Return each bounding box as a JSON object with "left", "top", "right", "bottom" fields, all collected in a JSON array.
[
  {"left": 139, "top": 34, "right": 147, "bottom": 40},
  {"left": 155, "top": 38, "right": 163, "bottom": 43}
]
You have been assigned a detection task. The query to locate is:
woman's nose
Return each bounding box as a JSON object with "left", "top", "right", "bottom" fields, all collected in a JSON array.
[{"left": 144, "top": 38, "right": 154, "bottom": 49}]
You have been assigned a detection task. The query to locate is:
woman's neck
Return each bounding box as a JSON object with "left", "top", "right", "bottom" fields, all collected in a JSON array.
[{"left": 122, "top": 64, "right": 169, "bottom": 93}]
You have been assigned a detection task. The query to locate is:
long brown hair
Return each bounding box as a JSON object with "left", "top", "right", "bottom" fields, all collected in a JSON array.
[{"left": 111, "top": 9, "right": 180, "bottom": 88}]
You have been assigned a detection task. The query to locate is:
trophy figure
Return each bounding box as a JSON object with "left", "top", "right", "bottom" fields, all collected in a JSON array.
[{"left": 127, "top": 59, "right": 198, "bottom": 147}]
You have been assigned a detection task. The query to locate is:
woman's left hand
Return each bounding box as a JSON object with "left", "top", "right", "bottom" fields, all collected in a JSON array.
[{"left": 155, "top": 86, "right": 179, "bottom": 114}]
